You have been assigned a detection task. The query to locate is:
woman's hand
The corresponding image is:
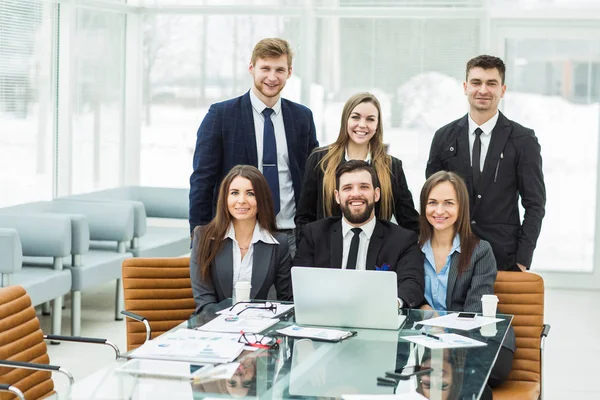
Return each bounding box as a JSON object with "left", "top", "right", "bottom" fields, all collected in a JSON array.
[{"left": 420, "top": 304, "right": 434, "bottom": 311}]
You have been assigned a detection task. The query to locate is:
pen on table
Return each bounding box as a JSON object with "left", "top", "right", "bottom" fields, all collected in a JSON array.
[{"left": 421, "top": 331, "right": 442, "bottom": 341}]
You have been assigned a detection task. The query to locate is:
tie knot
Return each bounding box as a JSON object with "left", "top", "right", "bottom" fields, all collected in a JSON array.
[
  {"left": 262, "top": 108, "right": 274, "bottom": 118},
  {"left": 474, "top": 127, "right": 483, "bottom": 137},
  {"left": 351, "top": 228, "right": 362, "bottom": 236}
]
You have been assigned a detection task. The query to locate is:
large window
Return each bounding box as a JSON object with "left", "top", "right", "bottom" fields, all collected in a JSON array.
[
  {"left": 71, "top": 9, "right": 126, "bottom": 194},
  {"left": 0, "top": 0, "right": 55, "bottom": 207}
]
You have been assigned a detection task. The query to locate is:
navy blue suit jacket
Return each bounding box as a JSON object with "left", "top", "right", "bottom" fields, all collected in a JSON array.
[{"left": 189, "top": 91, "right": 319, "bottom": 231}]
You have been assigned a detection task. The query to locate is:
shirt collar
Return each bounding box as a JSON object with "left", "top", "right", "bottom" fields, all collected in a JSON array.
[
  {"left": 341, "top": 216, "right": 377, "bottom": 240},
  {"left": 468, "top": 111, "right": 499, "bottom": 136},
  {"left": 422, "top": 234, "right": 462, "bottom": 255},
  {"left": 224, "top": 222, "right": 279, "bottom": 245},
  {"left": 250, "top": 89, "right": 282, "bottom": 116},
  {"left": 344, "top": 147, "right": 371, "bottom": 163}
]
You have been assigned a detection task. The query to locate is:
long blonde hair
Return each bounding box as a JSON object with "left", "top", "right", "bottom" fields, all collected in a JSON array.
[{"left": 319, "top": 93, "right": 393, "bottom": 219}]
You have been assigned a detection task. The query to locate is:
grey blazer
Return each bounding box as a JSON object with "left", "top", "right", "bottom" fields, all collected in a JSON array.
[
  {"left": 189, "top": 228, "right": 293, "bottom": 314},
  {"left": 443, "top": 239, "right": 516, "bottom": 352}
]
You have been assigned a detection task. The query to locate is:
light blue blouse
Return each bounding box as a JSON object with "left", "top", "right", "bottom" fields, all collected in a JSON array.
[{"left": 422, "top": 234, "right": 461, "bottom": 311}]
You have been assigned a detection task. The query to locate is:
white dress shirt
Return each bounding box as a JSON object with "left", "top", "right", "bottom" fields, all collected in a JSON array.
[
  {"left": 249, "top": 90, "right": 295, "bottom": 229},
  {"left": 341, "top": 216, "right": 377, "bottom": 270},
  {"left": 344, "top": 148, "right": 371, "bottom": 163},
  {"left": 468, "top": 112, "right": 499, "bottom": 171},
  {"left": 224, "top": 222, "right": 279, "bottom": 295}
]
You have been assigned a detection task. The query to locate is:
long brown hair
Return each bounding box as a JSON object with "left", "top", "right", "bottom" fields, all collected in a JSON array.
[
  {"left": 418, "top": 171, "right": 479, "bottom": 274},
  {"left": 319, "top": 93, "right": 393, "bottom": 219},
  {"left": 196, "top": 165, "right": 277, "bottom": 282}
]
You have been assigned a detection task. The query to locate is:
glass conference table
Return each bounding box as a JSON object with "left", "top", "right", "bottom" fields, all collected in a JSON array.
[{"left": 57, "top": 302, "right": 512, "bottom": 400}]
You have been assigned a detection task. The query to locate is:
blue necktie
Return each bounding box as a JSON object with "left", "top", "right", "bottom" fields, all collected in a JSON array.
[{"left": 262, "top": 108, "right": 280, "bottom": 214}]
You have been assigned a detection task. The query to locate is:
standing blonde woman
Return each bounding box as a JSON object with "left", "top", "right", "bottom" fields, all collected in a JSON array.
[{"left": 295, "top": 92, "right": 419, "bottom": 239}]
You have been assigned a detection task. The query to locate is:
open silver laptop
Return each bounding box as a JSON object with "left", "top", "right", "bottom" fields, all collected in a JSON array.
[{"left": 291, "top": 267, "right": 407, "bottom": 330}]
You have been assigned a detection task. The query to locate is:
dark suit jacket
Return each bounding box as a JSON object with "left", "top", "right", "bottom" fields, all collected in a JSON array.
[
  {"left": 189, "top": 229, "right": 293, "bottom": 314},
  {"left": 423, "top": 239, "right": 516, "bottom": 352},
  {"left": 295, "top": 148, "right": 420, "bottom": 241},
  {"left": 189, "top": 91, "right": 319, "bottom": 232},
  {"left": 294, "top": 217, "right": 425, "bottom": 308},
  {"left": 426, "top": 112, "right": 546, "bottom": 270}
]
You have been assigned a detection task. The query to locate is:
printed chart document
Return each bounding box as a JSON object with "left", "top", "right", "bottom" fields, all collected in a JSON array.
[
  {"left": 277, "top": 325, "right": 356, "bottom": 342},
  {"left": 196, "top": 314, "right": 279, "bottom": 334},
  {"left": 417, "top": 313, "right": 503, "bottom": 331},
  {"left": 218, "top": 302, "right": 295, "bottom": 319},
  {"left": 129, "top": 329, "right": 245, "bottom": 364},
  {"left": 401, "top": 333, "right": 487, "bottom": 349}
]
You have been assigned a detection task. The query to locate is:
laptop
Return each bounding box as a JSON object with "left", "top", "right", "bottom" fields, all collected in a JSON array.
[{"left": 291, "top": 267, "right": 407, "bottom": 330}]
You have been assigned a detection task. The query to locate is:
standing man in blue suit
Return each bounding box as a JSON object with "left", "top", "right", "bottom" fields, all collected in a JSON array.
[{"left": 189, "top": 38, "right": 319, "bottom": 256}]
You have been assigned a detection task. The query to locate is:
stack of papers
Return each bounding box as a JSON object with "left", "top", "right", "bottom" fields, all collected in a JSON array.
[
  {"left": 129, "top": 329, "right": 245, "bottom": 364},
  {"left": 417, "top": 313, "right": 503, "bottom": 331},
  {"left": 401, "top": 333, "right": 487, "bottom": 349},
  {"left": 217, "top": 302, "right": 294, "bottom": 319},
  {"left": 196, "top": 314, "right": 279, "bottom": 334}
]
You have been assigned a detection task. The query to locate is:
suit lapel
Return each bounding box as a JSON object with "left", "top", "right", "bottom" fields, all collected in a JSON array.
[
  {"left": 366, "top": 221, "right": 384, "bottom": 270},
  {"left": 251, "top": 242, "right": 274, "bottom": 298},
  {"left": 281, "top": 99, "right": 298, "bottom": 169},
  {"left": 473, "top": 112, "right": 512, "bottom": 214},
  {"left": 446, "top": 253, "right": 460, "bottom": 311},
  {"left": 241, "top": 91, "right": 258, "bottom": 166},
  {"left": 329, "top": 220, "right": 343, "bottom": 268},
  {"left": 215, "top": 240, "right": 234, "bottom": 299},
  {"left": 456, "top": 115, "right": 471, "bottom": 173}
]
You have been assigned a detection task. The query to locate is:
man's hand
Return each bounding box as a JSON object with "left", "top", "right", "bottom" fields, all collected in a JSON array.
[{"left": 517, "top": 263, "right": 527, "bottom": 272}]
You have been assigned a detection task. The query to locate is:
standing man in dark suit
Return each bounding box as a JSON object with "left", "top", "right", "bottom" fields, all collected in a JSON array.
[
  {"left": 294, "top": 160, "right": 424, "bottom": 309},
  {"left": 426, "top": 55, "right": 546, "bottom": 271},
  {"left": 189, "top": 38, "right": 319, "bottom": 255}
]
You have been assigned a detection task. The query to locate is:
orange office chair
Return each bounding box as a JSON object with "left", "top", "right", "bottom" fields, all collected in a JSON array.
[
  {"left": 492, "top": 271, "right": 550, "bottom": 400},
  {"left": 0, "top": 285, "right": 119, "bottom": 400},
  {"left": 121, "top": 257, "right": 196, "bottom": 351}
]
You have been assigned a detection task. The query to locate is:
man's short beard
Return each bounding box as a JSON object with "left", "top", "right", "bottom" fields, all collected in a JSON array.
[{"left": 341, "top": 201, "right": 375, "bottom": 225}]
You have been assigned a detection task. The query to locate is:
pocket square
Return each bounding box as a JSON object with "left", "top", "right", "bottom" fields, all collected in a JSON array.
[{"left": 375, "top": 263, "right": 390, "bottom": 271}]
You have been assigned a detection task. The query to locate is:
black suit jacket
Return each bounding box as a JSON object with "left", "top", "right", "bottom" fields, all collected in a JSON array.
[
  {"left": 190, "top": 229, "right": 293, "bottom": 314},
  {"left": 294, "top": 217, "right": 425, "bottom": 308},
  {"left": 426, "top": 112, "right": 546, "bottom": 270},
  {"left": 189, "top": 91, "right": 319, "bottom": 232},
  {"left": 295, "top": 148, "right": 420, "bottom": 242}
]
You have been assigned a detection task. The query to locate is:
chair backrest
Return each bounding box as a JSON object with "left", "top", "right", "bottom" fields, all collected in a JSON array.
[
  {"left": 494, "top": 271, "right": 544, "bottom": 383},
  {"left": 0, "top": 286, "right": 54, "bottom": 400},
  {"left": 122, "top": 257, "right": 196, "bottom": 351}
]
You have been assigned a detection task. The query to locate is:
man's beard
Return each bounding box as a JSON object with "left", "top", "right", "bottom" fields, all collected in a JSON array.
[{"left": 340, "top": 199, "right": 375, "bottom": 225}]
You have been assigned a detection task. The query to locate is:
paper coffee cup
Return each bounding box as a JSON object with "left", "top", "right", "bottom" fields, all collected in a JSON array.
[
  {"left": 480, "top": 323, "right": 498, "bottom": 337},
  {"left": 481, "top": 294, "right": 499, "bottom": 317},
  {"left": 234, "top": 281, "right": 252, "bottom": 303}
]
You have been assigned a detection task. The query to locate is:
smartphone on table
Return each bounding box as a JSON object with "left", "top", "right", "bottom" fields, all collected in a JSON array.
[{"left": 457, "top": 312, "right": 477, "bottom": 319}]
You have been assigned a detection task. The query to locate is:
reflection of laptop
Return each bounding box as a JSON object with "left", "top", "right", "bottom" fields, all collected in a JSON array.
[{"left": 292, "top": 267, "right": 407, "bottom": 330}]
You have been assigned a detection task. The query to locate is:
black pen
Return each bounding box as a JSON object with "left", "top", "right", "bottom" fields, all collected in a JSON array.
[{"left": 421, "top": 332, "right": 442, "bottom": 341}]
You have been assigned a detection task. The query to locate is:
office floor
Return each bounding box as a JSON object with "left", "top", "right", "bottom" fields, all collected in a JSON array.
[{"left": 40, "top": 282, "right": 599, "bottom": 399}]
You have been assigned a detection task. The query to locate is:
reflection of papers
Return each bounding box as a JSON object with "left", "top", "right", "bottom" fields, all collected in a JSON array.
[
  {"left": 130, "top": 329, "right": 244, "bottom": 364},
  {"left": 401, "top": 333, "right": 487, "bottom": 349},
  {"left": 342, "top": 393, "right": 428, "bottom": 400},
  {"left": 417, "top": 313, "right": 503, "bottom": 331},
  {"left": 218, "top": 302, "right": 294, "bottom": 319},
  {"left": 197, "top": 314, "right": 279, "bottom": 333},
  {"left": 278, "top": 325, "right": 354, "bottom": 341},
  {"left": 192, "top": 362, "right": 240, "bottom": 383}
]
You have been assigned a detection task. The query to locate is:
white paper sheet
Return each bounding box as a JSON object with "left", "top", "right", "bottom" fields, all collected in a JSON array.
[
  {"left": 277, "top": 325, "right": 355, "bottom": 341},
  {"left": 342, "top": 393, "right": 428, "bottom": 400},
  {"left": 416, "top": 313, "right": 503, "bottom": 331},
  {"left": 196, "top": 314, "right": 279, "bottom": 333},
  {"left": 401, "top": 333, "right": 487, "bottom": 349}
]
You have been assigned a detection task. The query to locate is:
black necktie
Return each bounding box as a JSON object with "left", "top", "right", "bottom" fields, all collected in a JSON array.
[
  {"left": 472, "top": 128, "right": 483, "bottom": 193},
  {"left": 346, "top": 228, "right": 362, "bottom": 270},
  {"left": 262, "top": 108, "right": 280, "bottom": 214}
]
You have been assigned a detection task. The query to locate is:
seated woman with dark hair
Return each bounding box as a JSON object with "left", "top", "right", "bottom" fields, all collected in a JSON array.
[
  {"left": 190, "top": 165, "right": 293, "bottom": 314},
  {"left": 418, "top": 171, "right": 516, "bottom": 399}
]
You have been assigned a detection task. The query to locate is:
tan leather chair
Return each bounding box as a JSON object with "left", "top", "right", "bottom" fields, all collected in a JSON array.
[
  {"left": 0, "top": 286, "right": 119, "bottom": 400},
  {"left": 492, "top": 271, "right": 550, "bottom": 400},
  {"left": 122, "top": 257, "right": 196, "bottom": 351}
]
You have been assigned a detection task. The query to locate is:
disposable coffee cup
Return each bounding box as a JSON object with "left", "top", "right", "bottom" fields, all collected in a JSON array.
[
  {"left": 480, "top": 322, "right": 498, "bottom": 337},
  {"left": 234, "top": 281, "right": 252, "bottom": 303},
  {"left": 481, "top": 294, "right": 499, "bottom": 317}
]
